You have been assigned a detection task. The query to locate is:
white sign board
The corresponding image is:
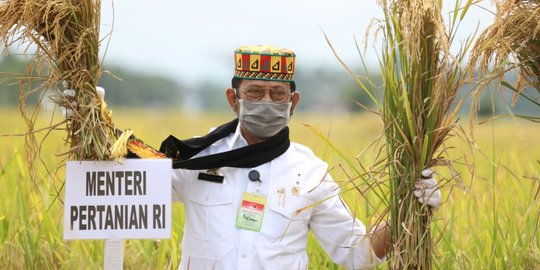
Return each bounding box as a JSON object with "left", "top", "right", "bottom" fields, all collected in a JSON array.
[{"left": 64, "top": 159, "right": 172, "bottom": 240}]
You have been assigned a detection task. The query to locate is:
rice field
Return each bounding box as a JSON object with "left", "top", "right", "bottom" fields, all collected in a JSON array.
[{"left": 0, "top": 106, "right": 539, "bottom": 269}]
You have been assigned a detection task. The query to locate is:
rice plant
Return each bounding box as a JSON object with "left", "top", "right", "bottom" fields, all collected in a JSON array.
[
  {"left": 327, "top": 0, "right": 476, "bottom": 268},
  {"left": 0, "top": 0, "right": 115, "bottom": 161},
  {"left": 376, "top": 1, "right": 475, "bottom": 268}
]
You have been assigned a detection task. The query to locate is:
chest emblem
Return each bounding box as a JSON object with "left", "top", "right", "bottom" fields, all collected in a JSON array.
[{"left": 291, "top": 185, "right": 301, "bottom": 196}]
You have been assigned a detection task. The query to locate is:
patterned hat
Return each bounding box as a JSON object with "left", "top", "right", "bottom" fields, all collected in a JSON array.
[{"left": 234, "top": 45, "right": 295, "bottom": 82}]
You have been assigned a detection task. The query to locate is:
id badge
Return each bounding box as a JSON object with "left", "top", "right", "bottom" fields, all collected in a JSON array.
[{"left": 236, "top": 192, "right": 267, "bottom": 232}]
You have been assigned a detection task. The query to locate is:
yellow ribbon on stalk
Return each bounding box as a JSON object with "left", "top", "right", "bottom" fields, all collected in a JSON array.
[{"left": 109, "top": 129, "right": 133, "bottom": 161}]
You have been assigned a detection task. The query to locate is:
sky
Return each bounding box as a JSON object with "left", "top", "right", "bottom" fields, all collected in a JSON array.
[{"left": 98, "top": 0, "right": 495, "bottom": 85}]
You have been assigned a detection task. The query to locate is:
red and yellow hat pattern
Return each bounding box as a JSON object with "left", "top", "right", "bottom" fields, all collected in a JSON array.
[{"left": 234, "top": 45, "right": 295, "bottom": 82}]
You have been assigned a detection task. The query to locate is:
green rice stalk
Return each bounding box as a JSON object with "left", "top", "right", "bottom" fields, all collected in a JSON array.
[
  {"left": 0, "top": 0, "right": 114, "bottom": 161},
  {"left": 470, "top": 0, "right": 540, "bottom": 113},
  {"left": 375, "top": 0, "right": 472, "bottom": 268}
]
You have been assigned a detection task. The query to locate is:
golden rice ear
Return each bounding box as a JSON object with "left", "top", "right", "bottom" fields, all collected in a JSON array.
[{"left": 469, "top": 0, "right": 540, "bottom": 119}]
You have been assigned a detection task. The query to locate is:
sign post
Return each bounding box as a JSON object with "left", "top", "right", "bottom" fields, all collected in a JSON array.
[
  {"left": 64, "top": 159, "right": 172, "bottom": 269},
  {"left": 104, "top": 238, "right": 123, "bottom": 270}
]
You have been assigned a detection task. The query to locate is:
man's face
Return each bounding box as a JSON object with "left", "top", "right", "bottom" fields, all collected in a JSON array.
[{"left": 226, "top": 79, "right": 300, "bottom": 115}]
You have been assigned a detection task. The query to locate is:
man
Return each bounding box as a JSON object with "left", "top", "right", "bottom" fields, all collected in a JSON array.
[{"left": 65, "top": 45, "right": 441, "bottom": 269}]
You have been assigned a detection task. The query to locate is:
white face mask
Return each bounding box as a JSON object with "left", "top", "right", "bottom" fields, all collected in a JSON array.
[{"left": 238, "top": 99, "right": 292, "bottom": 138}]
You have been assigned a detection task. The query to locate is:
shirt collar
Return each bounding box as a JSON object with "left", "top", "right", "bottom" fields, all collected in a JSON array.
[{"left": 226, "top": 122, "right": 248, "bottom": 150}]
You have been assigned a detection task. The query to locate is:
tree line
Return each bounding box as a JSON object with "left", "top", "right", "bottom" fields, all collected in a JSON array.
[{"left": 1, "top": 54, "right": 538, "bottom": 116}]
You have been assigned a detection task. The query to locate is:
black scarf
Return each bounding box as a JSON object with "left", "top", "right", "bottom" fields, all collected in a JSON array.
[{"left": 159, "top": 118, "right": 290, "bottom": 170}]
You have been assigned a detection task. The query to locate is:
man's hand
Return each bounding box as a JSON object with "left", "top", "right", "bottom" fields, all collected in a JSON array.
[
  {"left": 62, "top": 88, "right": 77, "bottom": 119},
  {"left": 370, "top": 221, "right": 391, "bottom": 259},
  {"left": 370, "top": 169, "right": 441, "bottom": 260},
  {"left": 413, "top": 169, "right": 442, "bottom": 209},
  {"left": 61, "top": 86, "right": 106, "bottom": 119}
]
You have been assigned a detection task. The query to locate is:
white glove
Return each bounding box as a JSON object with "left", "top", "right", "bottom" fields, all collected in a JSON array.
[
  {"left": 62, "top": 88, "right": 77, "bottom": 119},
  {"left": 61, "top": 86, "right": 105, "bottom": 119},
  {"left": 96, "top": 86, "right": 105, "bottom": 99},
  {"left": 413, "top": 169, "right": 442, "bottom": 209}
]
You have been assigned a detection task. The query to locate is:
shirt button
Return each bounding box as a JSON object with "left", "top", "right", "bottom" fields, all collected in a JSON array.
[
  {"left": 241, "top": 253, "right": 247, "bottom": 258},
  {"left": 205, "top": 196, "right": 209, "bottom": 201}
]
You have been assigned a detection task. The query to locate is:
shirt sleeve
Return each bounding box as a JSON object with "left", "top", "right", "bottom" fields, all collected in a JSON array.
[{"left": 308, "top": 174, "right": 384, "bottom": 270}]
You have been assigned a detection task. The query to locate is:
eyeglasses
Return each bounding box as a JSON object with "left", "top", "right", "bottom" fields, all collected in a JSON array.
[{"left": 235, "top": 86, "right": 292, "bottom": 103}]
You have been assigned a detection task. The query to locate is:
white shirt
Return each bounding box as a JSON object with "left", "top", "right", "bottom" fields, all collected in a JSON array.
[{"left": 171, "top": 124, "right": 382, "bottom": 270}]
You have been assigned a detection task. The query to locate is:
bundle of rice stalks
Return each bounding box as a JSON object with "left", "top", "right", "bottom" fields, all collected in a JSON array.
[
  {"left": 470, "top": 0, "right": 540, "bottom": 120},
  {"left": 367, "top": 0, "right": 472, "bottom": 268},
  {"left": 0, "top": 0, "right": 115, "bottom": 160}
]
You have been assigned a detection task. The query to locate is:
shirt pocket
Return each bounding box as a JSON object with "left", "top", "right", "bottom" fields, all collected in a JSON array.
[
  {"left": 261, "top": 194, "right": 313, "bottom": 244},
  {"left": 185, "top": 174, "right": 235, "bottom": 241}
]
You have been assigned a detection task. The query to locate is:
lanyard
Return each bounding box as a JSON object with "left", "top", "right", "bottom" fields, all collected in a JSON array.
[{"left": 248, "top": 170, "right": 262, "bottom": 194}]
